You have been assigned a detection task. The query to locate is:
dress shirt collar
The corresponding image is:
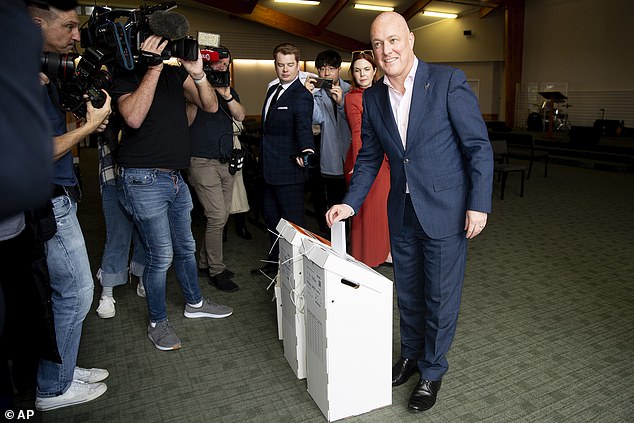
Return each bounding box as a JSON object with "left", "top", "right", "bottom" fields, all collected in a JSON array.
[
  {"left": 278, "top": 75, "right": 299, "bottom": 91},
  {"left": 383, "top": 57, "right": 418, "bottom": 94}
]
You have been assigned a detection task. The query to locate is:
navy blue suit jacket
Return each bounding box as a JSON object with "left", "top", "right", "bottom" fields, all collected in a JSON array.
[
  {"left": 261, "top": 78, "right": 314, "bottom": 185},
  {"left": 344, "top": 60, "right": 494, "bottom": 239}
]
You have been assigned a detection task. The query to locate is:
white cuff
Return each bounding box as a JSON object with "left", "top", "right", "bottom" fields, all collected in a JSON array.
[{"left": 193, "top": 74, "right": 207, "bottom": 85}]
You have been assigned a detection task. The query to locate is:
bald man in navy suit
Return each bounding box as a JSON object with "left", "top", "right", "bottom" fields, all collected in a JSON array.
[
  {"left": 255, "top": 43, "right": 314, "bottom": 275},
  {"left": 327, "top": 12, "right": 494, "bottom": 412}
]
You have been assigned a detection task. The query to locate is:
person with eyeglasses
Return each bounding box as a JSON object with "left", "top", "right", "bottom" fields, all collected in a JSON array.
[
  {"left": 343, "top": 50, "right": 391, "bottom": 269},
  {"left": 304, "top": 50, "right": 351, "bottom": 232},
  {"left": 327, "top": 12, "right": 493, "bottom": 413}
]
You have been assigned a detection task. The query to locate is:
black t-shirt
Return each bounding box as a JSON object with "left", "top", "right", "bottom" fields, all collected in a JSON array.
[
  {"left": 189, "top": 88, "right": 240, "bottom": 160},
  {"left": 113, "top": 65, "right": 190, "bottom": 169}
]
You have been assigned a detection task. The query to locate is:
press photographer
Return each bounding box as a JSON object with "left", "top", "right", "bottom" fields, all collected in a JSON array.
[
  {"left": 28, "top": 0, "right": 112, "bottom": 412},
  {"left": 186, "top": 44, "right": 247, "bottom": 292},
  {"left": 40, "top": 46, "right": 112, "bottom": 118},
  {"left": 200, "top": 45, "right": 230, "bottom": 87}
]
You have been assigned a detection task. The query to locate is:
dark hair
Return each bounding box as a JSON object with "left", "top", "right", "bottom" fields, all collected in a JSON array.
[
  {"left": 315, "top": 49, "right": 342, "bottom": 69},
  {"left": 273, "top": 43, "right": 301, "bottom": 62},
  {"left": 349, "top": 52, "right": 377, "bottom": 89},
  {"left": 219, "top": 44, "right": 232, "bottom": 63},
  {"left": 28, "top": 0, "right": 78, "bottom": 11}
]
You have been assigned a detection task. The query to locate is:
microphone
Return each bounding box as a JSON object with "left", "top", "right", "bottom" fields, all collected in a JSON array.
[
  {"left": 147, "top": 10, "right": 189, "bottom": 40},
  {"left": 200, "top": 49, "right": 220, "bottom": 62}
]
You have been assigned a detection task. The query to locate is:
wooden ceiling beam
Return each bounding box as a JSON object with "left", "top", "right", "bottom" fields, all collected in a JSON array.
[
  {"left": 315, "top": 0, "right": 350, "bottom": 35},
  {"left": 192, "top": 0, "right": 258, "bottom": 14},
  {"left": 480, "top": 6, "right": 499, "bottom": 18},
  {"left": 235, "top": 4, "right": 368, "bottom": 52},
  {"left": 401, "top": 0, "right": 433, "bottom": 22},
  {"left": 480, "top": 0, "right": 501, "bottom": 18}
]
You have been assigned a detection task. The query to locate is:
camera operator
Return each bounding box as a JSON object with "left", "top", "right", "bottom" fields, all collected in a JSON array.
[
  {"left": 28, "top": 0, "right": 113, "bottom": 412},
  {"left": 186, "top": 46, "right": 246, "bottom": 293},
  {"left": 113, "top": 34, "right": 233, "bottom": 352}
]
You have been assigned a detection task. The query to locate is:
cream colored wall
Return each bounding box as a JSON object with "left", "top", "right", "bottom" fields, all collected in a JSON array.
[
  {"left": 521, "top": 0, "right": 634, "bottom": 126},
  {"left": 411, "top": 9, "right": 505, "bottom": 118},
  {"left": 412, "top": 9, "right": 504, "bottom": 63},
  {"left": 523, "top": 0, "right": 634, "bottom": 91}
]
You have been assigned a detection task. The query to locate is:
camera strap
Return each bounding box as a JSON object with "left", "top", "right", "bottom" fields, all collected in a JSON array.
[{"left": 99, "top": 21, "right": 135, "bottom": 71}]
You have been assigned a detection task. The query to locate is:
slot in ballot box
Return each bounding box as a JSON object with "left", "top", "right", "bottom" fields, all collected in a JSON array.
[
  {"left": 275, "top": 219, "right": 330, "bottom": 379},
  {"left": 301, "top": 235, "right": 393, "bottom": 422}
]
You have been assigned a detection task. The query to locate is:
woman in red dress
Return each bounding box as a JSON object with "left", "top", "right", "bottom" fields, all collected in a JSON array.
[{"left": 344, "top": 51, "right": 391, "bottom": 268}]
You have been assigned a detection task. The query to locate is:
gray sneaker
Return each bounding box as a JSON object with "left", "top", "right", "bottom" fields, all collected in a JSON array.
[
  {"left": 184, "top": 298, "right": 233, "bottom": 319},
  {"left": 147, "top": 320, "right": 181, "bottom": 351}
]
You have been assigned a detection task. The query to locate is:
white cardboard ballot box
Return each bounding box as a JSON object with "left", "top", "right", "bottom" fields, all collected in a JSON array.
[
  {"left": 274, "top": 283, "right": 283, "bottom": 341},
  {"left": 301, "top": 236, "right": 393, "bottom": 422},
  {"left": 275, "top": 219, "right": 330, "bottom": 379}
]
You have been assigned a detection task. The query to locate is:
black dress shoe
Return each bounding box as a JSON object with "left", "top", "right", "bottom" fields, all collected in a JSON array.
[
  {"left": 199, "top": 267, "right": 234, "bottom": 279},
  {"left": 209, "top": 271, "right": 239, "bottom": 292},
  {"left": 408, "top": 379, "right": 442, "bottom": 412},
  {"left": 392, "top": 357, "right": 419, "bottom": 386},
  {"left": 250, "top": 263, "right": 278, "bottom": 276}
]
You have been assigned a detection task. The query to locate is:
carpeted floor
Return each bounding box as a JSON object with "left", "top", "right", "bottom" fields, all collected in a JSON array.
[{"left": 11, "top": 147, "right": 634, "bottom": 422}]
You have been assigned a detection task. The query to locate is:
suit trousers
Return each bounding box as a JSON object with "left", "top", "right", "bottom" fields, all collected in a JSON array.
[
  {"left": 263, "top": 182, "right": 305, "bottom": 262},
  {"left": 390, "top": 195, "right": 467, "bottom": 381}
]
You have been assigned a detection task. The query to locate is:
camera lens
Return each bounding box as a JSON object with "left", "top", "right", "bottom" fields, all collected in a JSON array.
[{"left": 41, "top": 52, "right": 77, "bottom": 80}]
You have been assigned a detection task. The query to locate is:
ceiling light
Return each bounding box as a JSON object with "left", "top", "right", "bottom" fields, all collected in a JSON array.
[
  {"left": 354, "top": 3, "right": 395, "bottom": 12},
  {"left": 274, "top": 0, "right": 320, "bottom": 5},
  {"left": 422, "top": 11, "right": 458, "bottom": 19}
]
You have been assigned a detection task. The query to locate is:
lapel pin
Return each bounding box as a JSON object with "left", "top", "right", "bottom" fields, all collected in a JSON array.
[{"left": 425, "top": 82, "right": 431, "bottom": 90}]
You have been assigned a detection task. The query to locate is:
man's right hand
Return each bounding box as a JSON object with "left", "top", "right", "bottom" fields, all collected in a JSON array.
[
  {"left": 304, "top": 76, "right": 317, "bottom": 93},
  {"left": 85, "top": 90, "right": 112, "bottom": 133},
  {"left": 140, "top": 35, "right": 168, "bottom": 72},
  {"left": 325, "top": 204, "right": 354, "bottom": 227}
]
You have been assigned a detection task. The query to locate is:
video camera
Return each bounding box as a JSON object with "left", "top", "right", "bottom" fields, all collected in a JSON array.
[
  {"left": 80, "top": 1, "right": 198, "bottom": 71},
  {"left": 41, "top": 47, "right": 113, "bottom": 118},
  {"left": 200, "top": 46, "right": 230, "bottom": 87}
]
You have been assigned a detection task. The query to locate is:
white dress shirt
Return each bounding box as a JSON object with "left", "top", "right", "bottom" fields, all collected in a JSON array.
[{"left": 383, "top": 58, "right": 418, "bottom": 192}]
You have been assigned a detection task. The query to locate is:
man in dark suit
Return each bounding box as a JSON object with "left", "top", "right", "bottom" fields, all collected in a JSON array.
[
  {"left": 255, "top": 43, "right": 314, "bottom": 276},
  {"left": 326, "top": 12, "right": 494, "bottom": 412}
]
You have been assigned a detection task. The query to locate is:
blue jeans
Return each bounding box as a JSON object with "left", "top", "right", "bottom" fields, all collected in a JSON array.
[
  {"left": 98, "top": 183, "right": 145, "bottom": 287},
  {"left": 118, "top": 168, "right": 202, "bottom": 322},
  {"left": 37, "top": 195, "right": 93, "bottom": 397}
]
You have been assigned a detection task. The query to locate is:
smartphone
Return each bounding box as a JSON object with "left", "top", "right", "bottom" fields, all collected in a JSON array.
[{"left": 314, "top": 77, "right": 333, "bottom": 90}]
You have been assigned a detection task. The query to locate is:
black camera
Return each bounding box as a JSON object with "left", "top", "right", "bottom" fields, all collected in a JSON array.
[
  {"left": 291, "top": 151, "right": 319, "bottom": 168},
  {"left": 314, "top": 78, "right": 333, "bottom": 90},
  {"left": 41, "top": 47, "right": 113, "bottom": 118},
  {"left": 80, "top": 1, "right": 198, "bottom": 71},
  {"left": 200, "top": 47, "right": 230, "bottom": 87}
]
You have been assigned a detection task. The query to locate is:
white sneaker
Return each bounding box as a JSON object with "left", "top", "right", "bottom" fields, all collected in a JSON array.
[
  {"left": 35, "top": 380, "right": 107, "bottom": 411},
  {"left": 73, "top": 367, "right": 109, "bottom": 383},
  {"left": 136, "top": 279, "right": 146, "bottom": 298},
  {"left": 96, "top": 296, "right": 116, "bottom": 319}
]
